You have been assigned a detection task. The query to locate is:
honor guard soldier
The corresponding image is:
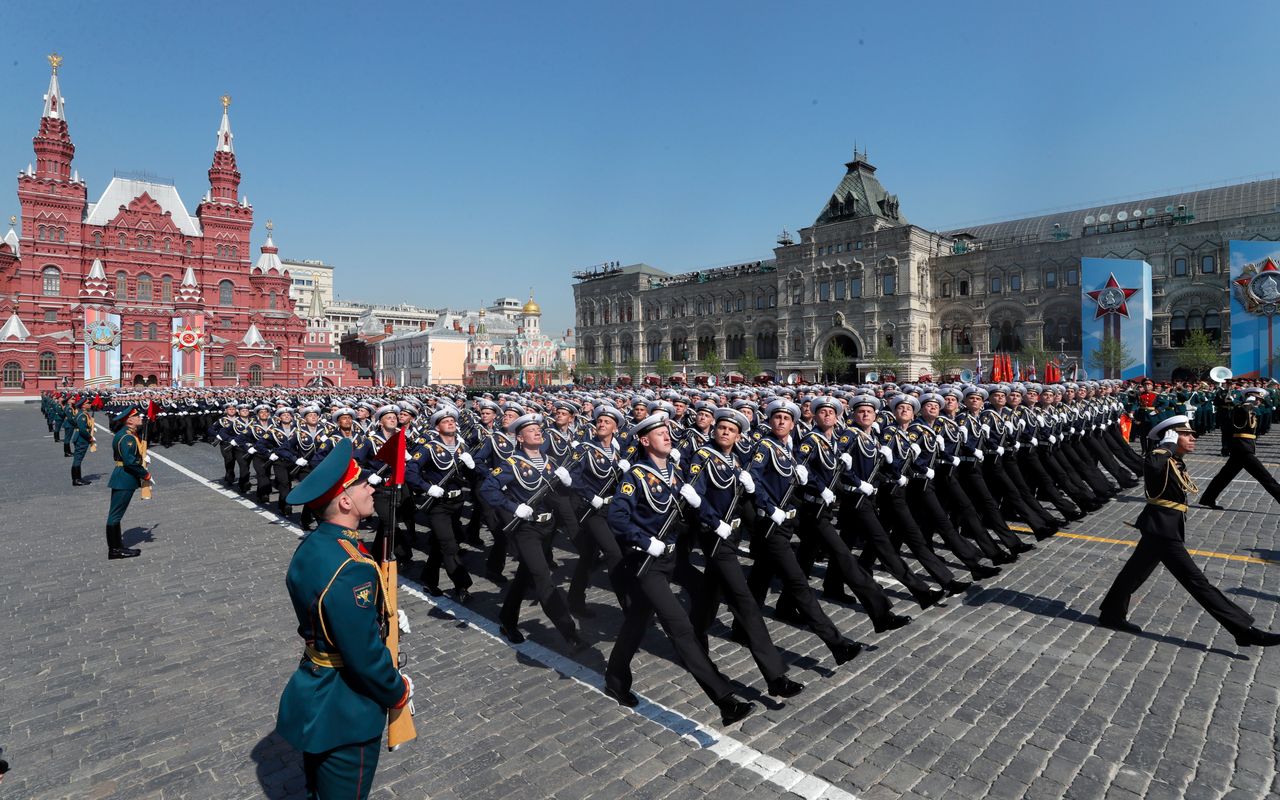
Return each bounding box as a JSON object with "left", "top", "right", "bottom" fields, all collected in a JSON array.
[
  {"left": 605, "top": 411, "right": 756, "bottom": 725},
  {"left": 61, "top": 395, "right": 77, "bottom": 457},
  {"left": 276, "top": 438, "right": 414, "bottom": 800},
  {"left": 208, "top": 400, "right": 240, "bottom": 486},
  {"left": 105, "top": 405, "right": 149, "bottom": 560},
  {"left": 566, "top": 405, "right": 629, "bottom": 616},
  {"left": 472, "top": 403, "right": 521, "bottom": 582},
  {"left": 405, "top": 406, "right": 475, "bottom": 601},
  {"left": 1098, "top": 415, "right": 1280, "bottom": 647},
  {"left": 70, "top": 394, "right": 95, "bottom": 486},
  {"left": 480, "top": 413, "right": 585, "bottom": 649},
  {"left": 1199, "top": 388, "right": 1280, "bottom": 510}
]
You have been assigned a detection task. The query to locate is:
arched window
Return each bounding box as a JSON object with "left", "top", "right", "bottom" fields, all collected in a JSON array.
[
  {"left": 185, "top": 241, "right": 192, "bottom": 256},
  {"left": 163, "top": 238, "right": 171, "bottom": 253},
  {"left": 136, "top": 235, "right": 146, "bottom": 249},
  {"left": 1170, "top": 312, "right": 1188, "bottom": 347},
  {"left": 37, "top": 225, "right": 46, "bottom": 241},
  {"left": 42, "top": 266, "right": 61, "bottom": 296},
  {"left": 219, "top": 280, "right": 234, "bottom": 306},
  {"left": 148, "top": 322, "right": 158, "bottom": 340},
  {"left": 231, "top": 246, "right": 238, "bottom": 260},
  {"left": 268, "top": 290, "right": 277, "bottom": 310},
  {"left": 118, "top": 233, "right": 126, "bottom": 248},
  {"left": 1204, "top": 311, "right": 1222, "bottom": 342},
  {"left": 2, "top": 361, "right": 22, "bottom": 388},
  {"left": 39, "top": 351, "right": 57, "bottom": 377},
  {"left": 273, "top": 349, "right": 282, "bottom": 371},
  {"left": 161, "top": 275, "right": 173, "bottom": 303},
  {"left": 136, "top": 274, "right": 153, "bottom": 302},
  {"left": 134, "top": 322, "right": 143, "bottom": 339},
  {"left": 222, "top": 356, "right": 237, "bottom": 378},
  {"left": 115, "top": 271, "right": 128, "bottom": 299},
  {"left": 248, "top": 364, "right": 263, "bottom": 387},
  {"left": 93, "top": 231, "right": 102, "bottom": 247}
]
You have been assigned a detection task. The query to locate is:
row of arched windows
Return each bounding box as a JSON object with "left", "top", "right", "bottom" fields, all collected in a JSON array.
[
  {"left": 91, "top": 230, "right": 195, "bottom": 256},
  {"left": 215, "top": 244, "right": 239, "bottom": 259},
  {"left": 37, "top": 225, "right": 66, "bottom": 242}
]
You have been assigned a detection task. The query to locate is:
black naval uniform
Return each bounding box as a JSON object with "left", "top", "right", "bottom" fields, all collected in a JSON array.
[{"left": 1199, "top": 402, "right": 1280, "bottom": 507}]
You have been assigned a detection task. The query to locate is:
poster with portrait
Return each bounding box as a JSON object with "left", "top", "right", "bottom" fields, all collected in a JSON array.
[
  {"left": 1229, "top": 240, "right": 1280, "bottom": 379},
  {"left": 1080, "top": 258, "right": 1152, "bottom": 380}
]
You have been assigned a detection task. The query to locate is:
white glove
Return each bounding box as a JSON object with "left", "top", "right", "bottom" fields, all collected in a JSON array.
[
  {"left": 857, "top": 480, "right": 875, "bottom": 496},
  {"left": 951, "top": 456, "right": 961, "bottom": 466},
  {"left": 715, "top": 521, "right": 733, "bottom": 540},
  {"left": 1006, "top": 421, "right": 1015, "bottom": 433},
  {"left": 269, "top": 453, "right": 279, "bottom": 461},
  {"left": 794, "top": 464, "right": 809, "bottom": 484},
  {"left": 427, "top": 485, "right": 445, "bottom": 498},
  {"left": 295, "top": 457, "right": 308, "bottom": 467},
  {"left": 925, "top": 468, "right": 935, "bottom": 480},
  {"left": 646, "top": 538, "right": 666, "bottom": 557},
  {"left": 247, "top": 447, "right": 257, "bottom": 455},
  {"left": 555, "top": 466, "right": 573, "bottom": 487},
  {"left": 459, "top": 452, "right": 475, "bottom": 469},
  {"left": 1013, "top": 442, "right": 1021, "bottom": 450},
  {"left": 590, "top": 495, "right": 604, "bottom": 509},
  {"left": 820, "top": 487, "right": 836, "bottom": 505},
  {"left": 397, "top": 608, "right": 411, "bottom": 634},
  {"left": 981, "top": 424, "right": 991, "bottom": 434},
  {"left": 770, "top": 507, "right": 787, "bottom": 526},
  {"left": 897, "top": 475, "right": 909, "bottom": 487},
  {"left": 1049, "top": 434, "right": 1058, "bottom": 444},
  {"left": 215, "top": 434, "right": 223, "bottom": 441},
  {"left": 880, "top": 446, "right": 893, "bottom": 460},
  {"left": 996, "top": 446, "right": 1005, "bottom": 456},
  {"left": 679, "top": 483, "right": 701, "bottom": 508},
  {"left": 617, "top": 458, "right": 631, "bottom": 472},
  {"left": 738, "top": 471, "right": 755, "bottom": 493},
  {"left": 401, "top": 673, "right": 415, "bottom": 701},
  {"left": 368, "top": 474, "right": 384, "bottom": 486},
  {"left": 670, "top": 449, "right": 681, "bottom": 464},
  {"left": 1161, "top": 430, "right": 1180, "bottom": 446},
  {"left": 910, "top": 443, "right": 922, "bottom": 457},
  {"left": 319, "top": 435, "right": 330, "bottom": 442},
  {"left": 1031, "top": 437, "right": 1038, "bottom": 446},
  {"left": 839, "top": 452, "right": 853, "bottom": 469},
  {"left": 1070, "top": 427, "right": 1078, "bottom": 435},
  {"left": 975, "top": 449, "right": 985, "bottom": 462},
  {"left": 514, "top": 503, "right": 533, "bottom": 520}
]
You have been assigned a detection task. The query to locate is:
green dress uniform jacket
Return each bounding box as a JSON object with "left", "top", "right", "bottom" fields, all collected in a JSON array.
[
  {"left": 277, "top": 522, "right": 408, "bottom": 754},
  {"left": 108, "top": 430, "right": 149, "bottom": 490}
]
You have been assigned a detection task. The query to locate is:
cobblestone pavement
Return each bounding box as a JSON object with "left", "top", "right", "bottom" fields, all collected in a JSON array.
[{"left": 1, "top": 404, "right": 1277, "bottom": 799}]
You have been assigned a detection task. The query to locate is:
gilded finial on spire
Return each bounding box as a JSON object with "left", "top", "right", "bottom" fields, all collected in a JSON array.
[
  {"left": 221, "top": 93, "right": 232, "bottom": 111},
  {"left": 266, "top": 219, "right": 273, "bottom": 232},
  {"left": 48, "top": 53, "right": 63, "bottom": 74},
  {"left": 8, "top": 215, "right": 16, "bottom": 227}
]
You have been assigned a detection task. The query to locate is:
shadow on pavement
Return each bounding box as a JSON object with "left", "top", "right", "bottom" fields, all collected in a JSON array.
[
  {"left": 250, "top": 730, "right": 305, "bottom": 799},
  {"left": 122, "top": 525, "right": 157, "bottom": 548},
  {"left": 1228, "top": 586, "right": 1280, "bottom": 604}
]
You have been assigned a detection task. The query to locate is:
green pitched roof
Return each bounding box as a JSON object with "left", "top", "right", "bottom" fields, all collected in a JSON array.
[{"left": 815, "top": 157, "right": 906, "bottom": 226}]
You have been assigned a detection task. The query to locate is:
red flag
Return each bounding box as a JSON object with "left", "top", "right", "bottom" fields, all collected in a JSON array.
[
  {"left": 375, "top": 428, "right": 407, "bottom": 486},
  {"left": 146, "top": 400, "right": 159, "bottom": 421}
]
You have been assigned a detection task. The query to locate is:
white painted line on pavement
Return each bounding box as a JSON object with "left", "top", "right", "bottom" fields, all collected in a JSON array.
[{"left": 119, "top": 430, "right": 863, "bottom": 800}]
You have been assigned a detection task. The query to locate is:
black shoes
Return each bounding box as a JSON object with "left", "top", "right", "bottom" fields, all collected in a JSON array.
[
  {"left": 991, "top": 550, "right": 1018, "bottom": 566},
  {"left": 943, "top": 580, "right": 972, "bottom": 596},
  {"left": 105, "top": 524, "right": 139, "bottom": 559},
  {"left": 913, "top": 588, "right": 945, "bottom": 610},
  {"left": 821, "top": 588, "right": 853, "bottom": 602},
  {"left": 72, "top": 466, "right": 90, "bottom": 486},
  {"left": 1199, "top": 500, "right": 1224, "bottom": 511},
  {"left": 873, "top": 614, "right": 912, "bottom": 634},
  {"left": 450, "top": 588, "right": 471, "bottom": 605},
  {"left": 605, "top": 686, "right": 640, "bottom": 707},
  {"left": 1097, "top": 616, "right": 1142, "bottom": 635},
  {"left": 972, "top": 564, "right": 1002, "bottom": 580},
  {"left": 767, "top": 676, "right": 804, "bottom": 698},
  {"left": 422, "top": 584, "right": 444, "bottom": 597},
  {"left": 831, "top": 639, "right": 863, "bottom": 665},
  {"left": 1234, "top": 627, "right": 1280, "bottom": 647},
  {"left": 485, "top": 569, "right": 509, "bottom": 586},
  {"left": 108, "top": 548, "right": 140, "bottom": 560},
  {"left": 498, "top": 623, "right": 525, "bottom": 644},
  {"left": 717, "top": 696, "right": 755, "bottom": 726},
  {"left": 1033, "top": 528, "right": 1056, "bottom": 541},
  {"left": 569, "top": 603, "right": 596, "bottom": 619}
]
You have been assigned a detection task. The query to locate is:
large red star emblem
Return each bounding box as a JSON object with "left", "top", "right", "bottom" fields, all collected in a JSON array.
[
  {"left": 1234, "top": 258, "right": 1280, "bottom": 311},
  {"left": 1085, "top": 273, "right": 1139, "bottom": 319}
]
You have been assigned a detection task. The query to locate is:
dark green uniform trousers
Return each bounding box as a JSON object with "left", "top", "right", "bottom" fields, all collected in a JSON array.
[{"left": 303, "top": 735, "right": 380, "bottom": 800}]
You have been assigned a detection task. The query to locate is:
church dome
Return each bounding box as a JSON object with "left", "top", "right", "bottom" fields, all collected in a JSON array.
[{"left": 522, "top": 294, "right": 541, "bottom": 315}]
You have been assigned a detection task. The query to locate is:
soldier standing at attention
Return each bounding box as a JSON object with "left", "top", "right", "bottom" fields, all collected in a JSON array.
[
  {"left": 1097, "top": 415, "right": 1280, "bottom": 647},
  {"left": 277, "top": 438, "right": 414, "bottom": 799},
  {"left": 105, "top": 406, "right": 148, "bottom": 560},
  {"left": 70, "top": 394, "right": 95, "bottom": 486}
]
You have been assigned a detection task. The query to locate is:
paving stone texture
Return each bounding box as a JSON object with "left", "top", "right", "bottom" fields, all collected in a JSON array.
[{"left": 1, "top": 404, "right": 1277, "bottom": 799}]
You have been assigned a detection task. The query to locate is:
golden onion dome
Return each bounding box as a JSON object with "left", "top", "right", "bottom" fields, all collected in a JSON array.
[{"left": 522, "top": 294, "right": 541, "bottom": 315}]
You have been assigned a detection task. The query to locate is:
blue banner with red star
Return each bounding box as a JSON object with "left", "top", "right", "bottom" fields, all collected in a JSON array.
[
  {"left": 1080, "top": 258, "right": 1152, "bottom": 380},
  {"left": 1229, "top": 240, "right": 1280, "bottom": 380}
]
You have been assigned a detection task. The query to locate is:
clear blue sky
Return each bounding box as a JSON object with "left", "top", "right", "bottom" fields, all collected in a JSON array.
[{"left": 4, "top": 1, "right": 1278, "bottom": 335}]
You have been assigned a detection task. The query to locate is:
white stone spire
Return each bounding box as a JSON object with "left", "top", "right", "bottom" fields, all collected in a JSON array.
[
  {"left": 216, "top": 94, "right": 235, "bottom": 154},
  {"left": 181, "top": 266, "right": 198, "bottom": 287},
  {"left": 87, "top": 257, "right": 106, "bottom": 280},
  {"left": 42, "top": 54, "right": 66, "bottom": 120},
  {"left": 0, "top": 312, "right": 31, "bottom": 341},
  {"left": 241, "top": 322, "right": 268, "bottom": 348}
]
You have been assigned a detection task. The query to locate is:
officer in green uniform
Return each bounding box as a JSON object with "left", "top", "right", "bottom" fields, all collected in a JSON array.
[
  {"left": 71, "top": 395, "right": 95, "bottom": 486},
  {"left": 277, "top": 438, "right": 414, "bottom": 800},
  {"left": 105, "top": 405, "right": 148, "bottom": 559}
]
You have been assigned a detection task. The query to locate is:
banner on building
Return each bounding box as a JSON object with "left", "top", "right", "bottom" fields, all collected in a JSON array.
[
  {"left": 171, "top": 314, "right": 206, "bottom": 386},
  {"left": 82, "top": 308, "right": 122, "bottom": 388},
  {"left": 1080, "top": 258, "right": 1152, "bottom": 380},
  {"left": 1228, "top": 240, "right": 1280, "bottom": 380}
]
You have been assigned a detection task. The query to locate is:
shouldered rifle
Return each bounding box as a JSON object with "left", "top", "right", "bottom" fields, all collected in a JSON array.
[
  {"left": 707, "top": 471, "right": 744, "bottom": 559},
  {"left": 501, "top": 451, "right": 565, "bottom": 533},
  {"left": 414, "top": 439, "right": 484, "bottom": 514},
  {"left": 378, "top": 475, "right": 417, "bottom": 751},
  {"left": 636, "top": 493, "right": 688, "bottom": 579},
  {"left": 760, "top": 442, "right": 815, "bottom": 538}
]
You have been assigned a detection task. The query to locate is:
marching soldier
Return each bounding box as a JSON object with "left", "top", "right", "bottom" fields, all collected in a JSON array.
[
  {"left": 405, "top": 406, "right": 475, "bottom": 601},
  {"left": 566, "top": 405, "right": 628, "bottom": 616},
  {"left": 276, "top": 438, "right": 414, "bottom": 799},
  {"left": 208, "top": 400, "right": 240, "bottom": 486},
  {"left": 1199, "top": 388, "right": 1280, "bottom": 510}
]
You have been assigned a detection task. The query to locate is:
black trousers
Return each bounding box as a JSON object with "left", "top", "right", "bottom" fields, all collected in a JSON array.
[
  {"left": 1200, "top": 446, "right": 1280, "bottom": 505},
  {"left": 422, "top": 497, "right": 472, "bottom": 592},
  {"left": 836, "top": 497, "right": 933, "bottom": 596},
  {"left": 1017, "top": 448, "right": 1081, "bottom": 518},
  {"left": 269, "top": 459, "right": 292, "bottom": 508},
  {"left": 371, "top": 488, "right": 416, "bottom": 564},
  {"left": 935, "top": 469, "right": 1016, "bottom": 556},
  {"left": 745, "top": 516, "right": 843, "bottom": 649},
  {"left": 234, "top": 447, "right": 252, "bottom": 492},
  {"left": 1001, "top": 452, "right": 1061, "bottom": 525},
  {"left": 252, "top": 454, "right": 272, "bottom": 501},
  {"left": 791, "top": 501, "right": 893, "bottom": 624},
  {"left": 955, "top": 462, "right": 1029, "bottom": 548},
  {"left": 1040, "top": 447, "right": 1100, "bottom": 509},
  {"left": 873, "top": 488, "right": 956, "bottom": 586},
  {"left": 218, "top": 443, "right": 237, "bottom": 483},
  {"left": 1099, "top": 506, "right": 1254, "bottom": 634},
  {"left": 1107, "top": 425, "right": 1144, "bottom": 472},
  {"left": 1086, "top": 432, "right": 1138, "bottom": 486},
  {"left": 1062, "top": 439, "right": 1116, "bottom": 498},
  {"left": 499, "top": 520, "right": 576, "bottom": 639},
  {"left": 983, "top": 457, "right": 1055, "bottom": 533},
  {"left": 905, "top": 483, "right": 987, "bottom": 573},
  {"left": 568, "top": 504, "right": 625, "bottom": 608},
  {"left": 690, "top": 524, "right": 787, "bottom": 683},
  {"left": 607, "top": 551, "right": 733, "bottom": 703}
]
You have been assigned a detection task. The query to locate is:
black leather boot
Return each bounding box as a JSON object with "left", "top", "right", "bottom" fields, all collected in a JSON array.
[
  {"left": 107, "top": 523, "right": 140, "bottom": 559},
  {"left": 72, "top": 466, "right": 90, "bottom": 486}
]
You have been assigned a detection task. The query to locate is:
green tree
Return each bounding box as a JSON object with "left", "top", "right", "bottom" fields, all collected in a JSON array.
[
  {"left": 821, "top": 341, "right": 851, "bottom": 382},
  {"left": 868, "top": 344, "right": 902, "bottom": 380},
  {"left": 700, "top": 349, "right": 723, "bottom": 380},
  {"left": 623, "top": 356, "right": 642, "bottom": 383},
  {"left": 600, "top": 355, "right": 616, "bottom": 380},
  {"left": 1089, "top": 337, "right": 1137, "bottom": 379},
  {"left": 1176, "top": 329, "right": 1221, "bottom": 377},
  {"left": 737, "top": 349, "right": 761, "bottom": 384},
  {"left": 1019, "top": 343, "right": 1051, "bottom": 376},
  {"left": 654, "top": 356, "right": 674, "bottom": 379},
  {"left": 928, "top": 341, "right": 963, "bottom": 379}
]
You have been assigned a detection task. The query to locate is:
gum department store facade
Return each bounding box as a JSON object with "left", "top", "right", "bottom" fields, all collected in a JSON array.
[{"left": 572, "top": 152, "right": 1280, "bottom": 384}]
